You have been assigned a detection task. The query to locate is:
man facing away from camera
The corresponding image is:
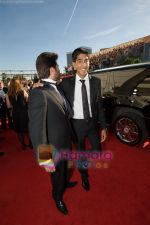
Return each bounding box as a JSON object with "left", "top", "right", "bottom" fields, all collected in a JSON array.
[
  {"left": 60, "top": 47, "right": 107, "bottom": 191},
  {"left": 28, "top": 52, "right": 77, "bottom": 215}
]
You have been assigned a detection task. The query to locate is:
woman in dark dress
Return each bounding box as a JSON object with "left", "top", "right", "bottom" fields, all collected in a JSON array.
[{"left": 6, "top": 78, "right": 31, "bottom": 150}]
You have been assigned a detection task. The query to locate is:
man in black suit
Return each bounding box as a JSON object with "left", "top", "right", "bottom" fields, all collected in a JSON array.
[
  {"left": 60, "top": 47, "right": 107, "bottom": 191},
  {"left": 28, "top": 52, "right": 76, "bottom": 215}
]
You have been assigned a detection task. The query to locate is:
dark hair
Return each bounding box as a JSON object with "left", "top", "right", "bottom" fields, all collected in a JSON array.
[
  {"left": 72, "top": 47, "right": 89, "bottom": 62},
  {"left": 36, "top": 52, "right": 58, "bottom": 79}
]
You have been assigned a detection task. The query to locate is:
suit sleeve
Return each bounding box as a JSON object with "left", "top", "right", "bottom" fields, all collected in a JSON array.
[
  {"left": 28, "top": 88, "right": 47, "bottom": 161},
  {"left": 97, "top": 79, "right": 107, "bottom": 129}
]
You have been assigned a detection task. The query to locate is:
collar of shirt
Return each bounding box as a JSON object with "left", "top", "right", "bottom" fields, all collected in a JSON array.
[
  {"left": 42, "top": 78, "right": 58, "bottom": 92},
  {"left": 42, "top": 78, "right": 57, "bottom": 84},
  {"left": 76, "top": 74, "right": 89, "bottom": 82}
]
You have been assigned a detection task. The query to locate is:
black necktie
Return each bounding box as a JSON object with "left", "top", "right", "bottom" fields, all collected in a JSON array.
[{"left": 80, "top": 80, "right": 90, "bottom": 120}]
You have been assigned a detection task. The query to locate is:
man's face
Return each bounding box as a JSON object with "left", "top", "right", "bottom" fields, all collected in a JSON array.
[
  {"left": 73, "top": 53, "right": 90, "bottom": 78},
  {"left": 54, "top": 64, "right": 60, "bottom": 80},
  {"left": 50, "top": 64, "right": 60, "bottom": 81}
]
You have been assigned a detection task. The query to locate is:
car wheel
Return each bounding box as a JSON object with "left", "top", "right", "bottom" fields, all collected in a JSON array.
[{"left": 113, "top": 113, "right": 147, "bottom": 146}]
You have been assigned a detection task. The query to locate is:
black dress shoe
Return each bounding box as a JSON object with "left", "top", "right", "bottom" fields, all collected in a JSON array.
[
  {"left": 66, "top": 181, "right": 78, "bottom": 188},
  {"left": 55, "top": 200, "right": 68, "bottom": 215},
  {"left": 82, "top": 177, "right": 90, "bottom": 191}
]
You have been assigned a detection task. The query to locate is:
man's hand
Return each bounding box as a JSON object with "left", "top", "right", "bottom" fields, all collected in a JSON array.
[
  {"left": 101, "top": 129, "right": 107, "bottom": 143},
  {"left": 39, "top": 159, "right": 56, "bottom": 173},
  {"left": 42, "top": 163, "right": 56, "bottom": 173}
]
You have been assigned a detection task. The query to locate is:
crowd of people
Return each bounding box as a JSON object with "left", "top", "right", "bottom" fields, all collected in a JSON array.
[
  {"left": 89, "top": 39, "right": 144, "bottom": 71},
  {"left": 0, "top": 77, "right": 40, "bottom": 151}
]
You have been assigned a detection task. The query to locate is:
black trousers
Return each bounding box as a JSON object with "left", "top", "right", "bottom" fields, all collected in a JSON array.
[
  {"left": 71, "top": 118, "right": 101, "bottom": 178},
  {"left": 50, "top": 144, "right": 72, "bottom": 201},
  {"left": 50, "top": 160, "right": 68, "bottom": 201}
]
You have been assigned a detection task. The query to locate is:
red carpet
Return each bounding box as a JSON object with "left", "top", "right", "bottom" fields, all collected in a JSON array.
[{"left": 0, "top": 129, "right": 150, "bottom": 225}]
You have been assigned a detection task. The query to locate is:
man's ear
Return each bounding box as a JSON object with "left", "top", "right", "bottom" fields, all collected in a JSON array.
[{"left": 49, "top": 67, "right": 55, "bottom": 76}]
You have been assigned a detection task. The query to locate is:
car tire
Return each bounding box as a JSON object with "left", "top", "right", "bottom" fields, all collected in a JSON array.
[{"left": 113, "top": 109, "right": 148, "bottom": 146}]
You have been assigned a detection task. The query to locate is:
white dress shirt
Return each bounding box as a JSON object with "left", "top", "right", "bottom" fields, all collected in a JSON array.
[
  {"left": 73, "top": 74, "right": 92, "bottom": 119},
  {"left": 42, "top": 78, "right": 57, "bottom": 91}
]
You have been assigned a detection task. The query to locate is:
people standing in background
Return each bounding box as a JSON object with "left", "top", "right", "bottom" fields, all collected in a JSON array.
[{"left": 6, "top": 78, "right": 31, "bottom": 150}]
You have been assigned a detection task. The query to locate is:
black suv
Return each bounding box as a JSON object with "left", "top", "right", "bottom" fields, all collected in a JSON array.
[{"left": 91, "top": 62, "right": 150, "bottom": 146}]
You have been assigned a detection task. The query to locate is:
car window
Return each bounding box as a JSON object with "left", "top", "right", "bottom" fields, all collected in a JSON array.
[{"left": 92, "top": 68, "right": 145, "bottom": 95}]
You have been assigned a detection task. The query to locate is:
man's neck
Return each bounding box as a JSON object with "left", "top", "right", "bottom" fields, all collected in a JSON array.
[{"left": 76, "top": 73, "right": 88, "bottom": 80}]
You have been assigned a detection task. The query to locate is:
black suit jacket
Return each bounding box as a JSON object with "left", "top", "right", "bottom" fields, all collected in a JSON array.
[
  {"left": 60, "top": 75, "right": 106, "bottom": 129},
  {"left": 28, "top": 83, "right": 73, "bottom": 160}
]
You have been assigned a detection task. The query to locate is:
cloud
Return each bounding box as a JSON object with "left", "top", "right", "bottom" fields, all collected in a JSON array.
[
  {"left": 63, "top": 0, "right": 79, "bottom": 36},
  {"left": 85, "top": 25, "right": 121, "bottom": 40}
]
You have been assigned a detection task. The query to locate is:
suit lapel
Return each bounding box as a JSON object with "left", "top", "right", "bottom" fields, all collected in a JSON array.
[
  {"left": 43, "top": 83, "right": 66, "bottom": 115},
  {"left": 69, "top": 76, "right": 76, "bottom": 106},
  {"left": 89, "top": 76, "right": 95, "bottom": 107},
  {"left": 57, "top": 85, "right": 73, "bottom": 118}
]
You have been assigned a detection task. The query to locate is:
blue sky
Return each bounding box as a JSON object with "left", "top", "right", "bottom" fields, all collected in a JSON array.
[{"left": 0, "top": 0, "right": 150, "bottom": 72}]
